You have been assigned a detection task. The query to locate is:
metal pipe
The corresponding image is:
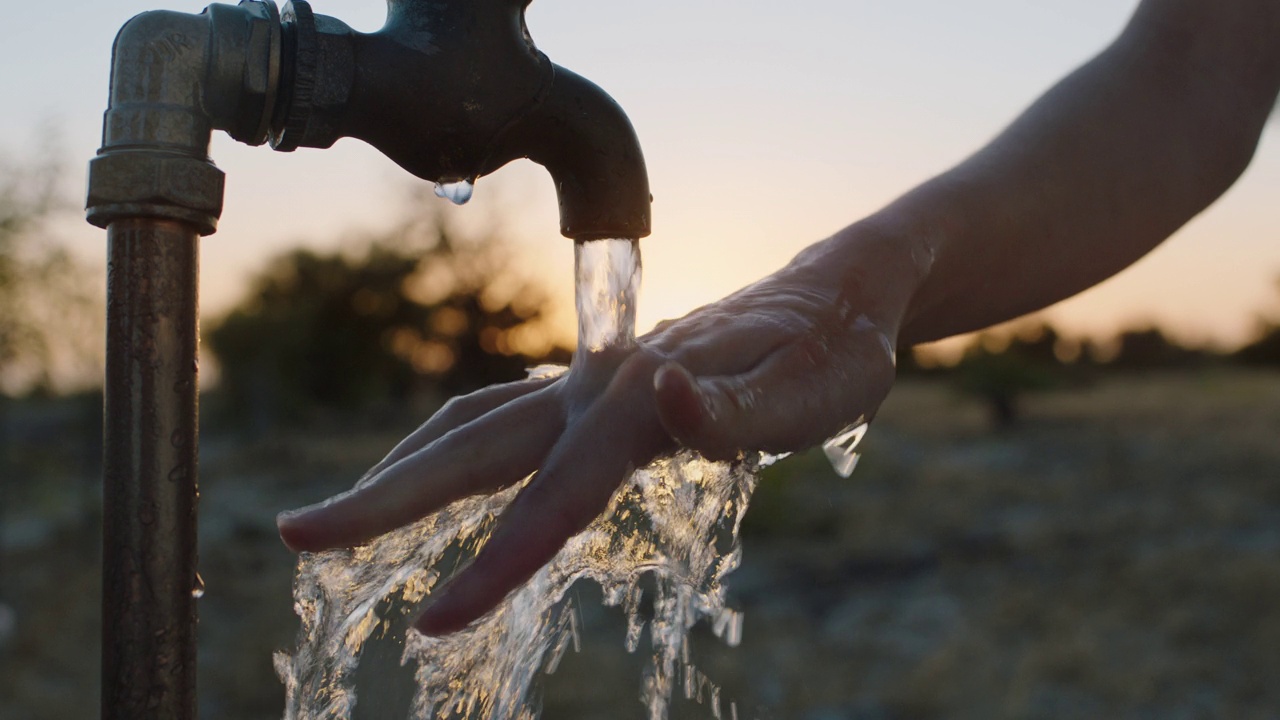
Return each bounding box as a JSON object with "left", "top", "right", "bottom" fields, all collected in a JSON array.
[
  {"left": 101, "top": 218, "right": 201, "bottom": 720},
  {"left": 87, "top": 4, "right": 277, "bottom": 717},
  {"left": 87, "top": 1, "right": 654, "bottom": 717}
]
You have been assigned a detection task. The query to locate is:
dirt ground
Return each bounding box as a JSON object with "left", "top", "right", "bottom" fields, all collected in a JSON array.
[{"left": 4, "top": 370, "right": 1280, "bottom": 719}]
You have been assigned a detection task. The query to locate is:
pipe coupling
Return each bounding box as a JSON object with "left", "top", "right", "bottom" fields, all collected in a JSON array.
[{"left": 86, "top": 151, "right": 225, "bottom": 235}]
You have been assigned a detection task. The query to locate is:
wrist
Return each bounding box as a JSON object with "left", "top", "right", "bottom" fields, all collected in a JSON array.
[{"left": 787, "top": 211, "right": 938, "bottom": 347}]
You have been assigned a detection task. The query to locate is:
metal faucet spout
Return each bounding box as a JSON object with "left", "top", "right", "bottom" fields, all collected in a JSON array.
[
  {"left": 273, "top": 0, "right": 652, "bottom": 240},
  {"left": 483, "top": 63, "right": 652, "bottom": 241}
]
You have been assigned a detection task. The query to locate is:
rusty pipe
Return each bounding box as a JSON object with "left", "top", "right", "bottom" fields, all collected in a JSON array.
[
  {"left": 86, "top": 3, "right": 281, "bottom": 718},
  {"left": 100, "top": 219, "right": 201, "bottom": 720},
  {"left": 86, "top": 1, "right": 652, "bottom": 716}
]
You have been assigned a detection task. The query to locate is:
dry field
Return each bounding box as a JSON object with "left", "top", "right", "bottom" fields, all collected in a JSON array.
[{"left": 4, "top": 370, "right": 1280, "bottom": 719}]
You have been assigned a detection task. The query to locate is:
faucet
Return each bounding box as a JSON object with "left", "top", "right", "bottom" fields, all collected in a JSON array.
[{"left": 85, "top": 1, "right": 650, "bottom": 717}]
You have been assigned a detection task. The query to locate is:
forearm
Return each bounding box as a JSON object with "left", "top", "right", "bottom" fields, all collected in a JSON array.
[{"left": 857, "top": 0, "right": 1280, "bottom": 345}]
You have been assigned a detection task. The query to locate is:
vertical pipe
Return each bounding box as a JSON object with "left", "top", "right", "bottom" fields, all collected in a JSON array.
[{"left": 102, "top": 218, "right": 200, "bottom": 720}]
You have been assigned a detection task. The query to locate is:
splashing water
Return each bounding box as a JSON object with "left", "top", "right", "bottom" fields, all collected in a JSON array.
[
  {"left": 433, "top": 180, "right": 474, "bottom": 205},
  {"left": 822, "top": 421, "right": 868, "bottom": 479},
  {"left": 276, "top": 238, "right": 770, "bottom": 720}
]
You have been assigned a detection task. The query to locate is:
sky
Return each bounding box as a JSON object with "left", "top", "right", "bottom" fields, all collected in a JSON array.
[{"left": 4, "top": 0, "right": 1280, "bottom": 353}]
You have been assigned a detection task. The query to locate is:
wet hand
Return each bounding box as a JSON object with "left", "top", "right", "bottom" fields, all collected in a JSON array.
[{"left": 277, "top": 227, "right": 917, "bottom": 635}]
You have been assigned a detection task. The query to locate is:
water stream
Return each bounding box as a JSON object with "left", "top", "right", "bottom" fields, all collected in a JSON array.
[{"left": 277, "top": 239, "right": 768, "bottom": 719}]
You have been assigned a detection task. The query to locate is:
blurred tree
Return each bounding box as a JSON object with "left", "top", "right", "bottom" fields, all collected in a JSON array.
[
  {"left": 206, "top": 199, "right": 569, "bottom": 429},
  {"left": 1104, "top": 326, "right": 1210, "bottom": 370},
  {"left": 953, "top": 323, "right": 1071, "bottom": 429},
  {"left": 1232, "top": 275, "right": 1280, "bottom": 366},
  {"left": 0, "top": 147, "right": 99, "bottom": 395},
  {"left": 1235, "top": 326, "right": 1280, "bottom": 366},
  {"left": 0, "top": 140, "right": 102, "bottom": 624}
]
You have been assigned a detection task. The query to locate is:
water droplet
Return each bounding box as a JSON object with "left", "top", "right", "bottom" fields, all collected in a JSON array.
[
  {"left": 191, "top": 572, "right": 205, "bottom": 599},
  {"left": 822, "top": 421, "right": 868, "bottom": 478},
  {"left": 756, "top": 451, "right": 791, "bottom": 468},
  {"left": 433, "top": 179, "right": 474, "bottom": 205}
]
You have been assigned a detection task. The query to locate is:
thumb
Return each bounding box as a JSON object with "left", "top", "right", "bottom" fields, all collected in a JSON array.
[
  {"left": 653, "top": 337, "right": 894, "bottom": 461},
  {"left": 651, "top": 355, "right": 800, "bottom": 461}
]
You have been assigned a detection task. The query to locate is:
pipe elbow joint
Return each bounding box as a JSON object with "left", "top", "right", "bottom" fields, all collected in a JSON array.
[
  {"left": 101, "top": 2, "right": 284, "bottom": 152},
  {"left": 102, "top": 9, "right": 215, "bottom": 154},
  {"left": 89, "top": 1, "right": 286, "bottom": 233}
]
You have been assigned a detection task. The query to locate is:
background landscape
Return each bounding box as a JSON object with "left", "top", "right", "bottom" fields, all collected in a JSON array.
[{"left": 3, "top": 143, "right": 1280, "bottom": 718}]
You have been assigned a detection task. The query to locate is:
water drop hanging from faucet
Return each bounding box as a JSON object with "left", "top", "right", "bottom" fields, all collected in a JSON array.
[{"left": 433, "top": 180, "right": 474, "bottom": 205}]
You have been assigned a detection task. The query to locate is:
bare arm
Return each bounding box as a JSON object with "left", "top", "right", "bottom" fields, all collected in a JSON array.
[
  {"left": 280, "top": 1, "right": 1280, "bottom": 635},
  {"left": 822, "top": 0, "right": 1280, "bottom": 346}
]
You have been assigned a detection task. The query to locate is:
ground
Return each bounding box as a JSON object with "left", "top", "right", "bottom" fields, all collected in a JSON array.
[{"left": 3, "top": 370, "right": 1280, "bottom": 719}]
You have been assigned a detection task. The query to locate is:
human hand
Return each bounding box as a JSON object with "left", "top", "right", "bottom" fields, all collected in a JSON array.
[{"left": 277, "top": 224, "right": 923, "bottom": 635}]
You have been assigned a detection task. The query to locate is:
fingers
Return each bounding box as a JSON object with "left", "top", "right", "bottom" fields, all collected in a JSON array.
[
  {"left": 366, "top": 376, "right": 557, "bottom": 478},
  {"left": 415, "top": 361, "right": 668, "bottom": 635},
  {"left": 654, "top": 331, "right": 895, "bottom": 461},
  {"left": 277, "top": 386, "right": 564, "bottom": 553}
]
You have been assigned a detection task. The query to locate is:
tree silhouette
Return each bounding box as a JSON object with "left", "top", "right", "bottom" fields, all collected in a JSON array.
[
  {"left": 206, "top": 201, "right": 568, "bottom": 429},
  {"left": 0, "top": 146, "right": 99, "bottom": 396},
  {"left": 953, "top": 323, "right": 1072, "bottom": 429},
  {"left": 1105, "top": 326, "right": 1208, "bottom": 370},
  {"left": 1235, "top": 276, "right": 1280, "bottom": 367}
]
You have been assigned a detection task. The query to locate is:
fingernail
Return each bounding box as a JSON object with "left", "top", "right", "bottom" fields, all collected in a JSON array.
[
  {"left": 275, "top": 510, "right": 312, "bottom": 553},
  {"left": 654, "top": 362, "right": 695, "bottom": 396}
]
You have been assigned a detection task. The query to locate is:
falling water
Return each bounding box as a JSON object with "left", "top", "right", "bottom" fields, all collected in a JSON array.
[
  {"left": 276, "top": 238, "right": 769, "bottom": 720},
  {"left": 574, "top": 238, "right": 641, "bottom": 352}
]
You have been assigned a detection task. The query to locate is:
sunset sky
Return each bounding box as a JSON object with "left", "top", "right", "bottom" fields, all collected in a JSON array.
[{"left": 5, "top": 0, "right": 1279, "bottom": 354}]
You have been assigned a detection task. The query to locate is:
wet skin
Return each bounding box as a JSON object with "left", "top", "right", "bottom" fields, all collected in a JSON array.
[{"left": 276, "top": 231, "right": 906, "bottom": 636}]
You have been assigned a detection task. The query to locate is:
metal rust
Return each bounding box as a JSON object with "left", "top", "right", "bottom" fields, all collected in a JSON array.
[{"left": 102, "top": 218, "right": 200, "bottom": 720}]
